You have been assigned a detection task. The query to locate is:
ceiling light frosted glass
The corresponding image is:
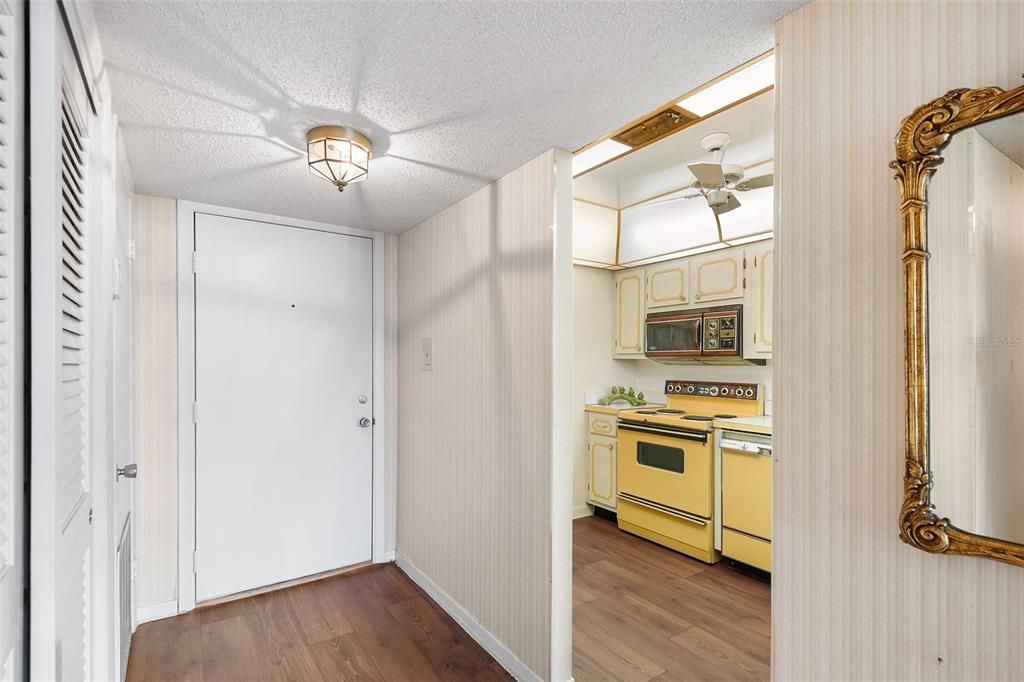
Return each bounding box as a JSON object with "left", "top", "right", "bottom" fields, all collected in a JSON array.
[
  {"left": 307, "top": 126, "right": 373, "bottom": 191},
  {"left": 573, "top": 139, "right": 632, "bottom": 177},
  {"left": 677, "top": 55, "right": 775, "bottom": 117}
]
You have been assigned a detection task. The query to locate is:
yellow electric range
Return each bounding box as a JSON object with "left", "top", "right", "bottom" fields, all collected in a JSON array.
[{"left": 616, "top": 380, "right": 764, "bottom": 564}]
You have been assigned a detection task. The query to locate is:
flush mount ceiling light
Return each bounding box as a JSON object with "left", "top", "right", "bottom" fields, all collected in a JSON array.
[{"left": 306, "top": 126, "right": 373, "bottom": 192}]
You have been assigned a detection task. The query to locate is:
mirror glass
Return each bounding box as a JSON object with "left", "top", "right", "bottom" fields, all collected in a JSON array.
[{"left": 929, "top": 111, "right": 1024, "bottom": 545}]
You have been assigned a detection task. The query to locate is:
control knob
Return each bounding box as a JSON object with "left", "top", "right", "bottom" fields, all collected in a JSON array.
[
  {"left": 686, "top": 384, "right": 695, "bottom": 394},
  {"left": 709, "top": 386, "right": 719, "bottom": 397}
]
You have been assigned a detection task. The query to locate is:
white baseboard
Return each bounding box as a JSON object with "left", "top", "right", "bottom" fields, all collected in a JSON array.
[
  {"left": 136, "top": 599, "right": 178, "bottom": 625},
  {"left": 395, "top": 552, "right": 542, "bottom": 682},
  {"left": 572, "top": 505, "right": 593, "bottom": 520}
]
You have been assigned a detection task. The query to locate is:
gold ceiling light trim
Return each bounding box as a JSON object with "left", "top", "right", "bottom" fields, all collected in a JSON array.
[
  {"left": 893, "top": 84, "right": 1024, "bottom": 569},
  {"left": 306, "top": 125, "right": 373, "bottom": 192}
]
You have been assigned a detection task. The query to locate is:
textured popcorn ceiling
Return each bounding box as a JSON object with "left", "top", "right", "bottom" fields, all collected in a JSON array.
[{"left": 94, "top": 1, "right": 805, "bottom": 233}]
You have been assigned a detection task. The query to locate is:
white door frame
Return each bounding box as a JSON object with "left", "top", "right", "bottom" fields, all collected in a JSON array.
[{"left": 175, "top": 201, "right": 396, "bottom": 613}]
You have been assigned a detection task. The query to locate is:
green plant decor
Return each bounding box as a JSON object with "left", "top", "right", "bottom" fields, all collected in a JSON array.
[{"left": 597, "top": 386, "right": 647, "bottom": 406}]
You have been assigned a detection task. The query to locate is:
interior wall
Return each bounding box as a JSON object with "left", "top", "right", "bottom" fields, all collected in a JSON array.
[
  {"left": 132, "top": 195, "right": 178, "bottom": 616},
  {"left": 397, "top": 150, "right": 557, "bottom": 680},
  {"left": 774, "top": 1, "right": 1024, "bottom": 679},
  {"left": 572, "top": 265, "right": 635, "bottom": 516}
]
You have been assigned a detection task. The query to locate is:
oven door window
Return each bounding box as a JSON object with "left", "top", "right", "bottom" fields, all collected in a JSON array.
[{"left": 637, "top": 441, "right": 685, "bottom": 474}]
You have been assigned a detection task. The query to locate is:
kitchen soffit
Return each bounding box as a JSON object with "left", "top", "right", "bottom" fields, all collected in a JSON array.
[{"left": 93, "top": 0, "right": 806, "bottom": 234}]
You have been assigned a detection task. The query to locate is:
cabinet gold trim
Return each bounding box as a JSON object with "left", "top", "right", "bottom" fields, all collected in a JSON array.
[{"left": 892, "top": 85, "right": 1024, "bottom": 569}]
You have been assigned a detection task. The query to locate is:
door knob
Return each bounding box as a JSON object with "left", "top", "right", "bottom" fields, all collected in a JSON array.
[
  {"left": 117, "top": 463, "right": 138, "bottom": 480},
  {"left": 358, "top": 417, "right": 373, "bottom": 428}
]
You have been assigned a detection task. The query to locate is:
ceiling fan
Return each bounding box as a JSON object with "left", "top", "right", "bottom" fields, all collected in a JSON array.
[{"left": 647, "top": 132, "right": 774, "bottom": 237}]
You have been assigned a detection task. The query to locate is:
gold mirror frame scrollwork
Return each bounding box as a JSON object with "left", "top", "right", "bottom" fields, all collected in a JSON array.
[{"left": 892, "top": 84, "right": 1024, "bottom": 568}]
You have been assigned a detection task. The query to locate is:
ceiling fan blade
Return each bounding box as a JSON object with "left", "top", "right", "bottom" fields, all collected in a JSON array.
[
  {"left": 687, "top": 162, "right": 726, "bottom": 188},
  {"left": 712, "top": 191, "right": 741, "bottom": 215},
  {"left": 736, "top": 173, "right": 774, "bottom": 191}
]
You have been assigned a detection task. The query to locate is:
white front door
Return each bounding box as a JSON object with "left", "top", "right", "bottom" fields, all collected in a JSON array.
[{"left": 193, "top": 214, "right": 374, "bottom": 602}]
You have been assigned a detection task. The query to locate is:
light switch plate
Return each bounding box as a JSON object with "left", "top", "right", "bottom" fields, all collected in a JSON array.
[{"left": 421, "top": 338, "right": 433, "bottom": 371}]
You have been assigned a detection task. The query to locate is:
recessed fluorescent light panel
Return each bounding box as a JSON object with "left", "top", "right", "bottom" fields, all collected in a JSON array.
[
  {"left": 573, "top": 139, "right": 631, "bottom": 177},
  {"left": 677, "top": 55, "right": 775, "bottom": 117}
]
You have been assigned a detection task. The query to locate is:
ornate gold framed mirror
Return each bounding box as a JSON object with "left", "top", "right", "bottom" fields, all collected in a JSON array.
[{"left": 893, "top": 85, "right": 1024, "bottom": 568}]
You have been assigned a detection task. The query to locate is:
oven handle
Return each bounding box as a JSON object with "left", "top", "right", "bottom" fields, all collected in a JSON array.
[
  {"left": 618, "top": 492, "right": 709, "bottom": 526},
  {"left": 617, "top": 422, "right": 708, "bottom": 442}
]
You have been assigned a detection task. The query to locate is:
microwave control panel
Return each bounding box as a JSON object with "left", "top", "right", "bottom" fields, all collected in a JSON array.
[
  {"left": 702, "top": 311, "right": 739, "bottom": 351},
  {"left": 665, "top": 380, "right": 759, "bottom": 400}
]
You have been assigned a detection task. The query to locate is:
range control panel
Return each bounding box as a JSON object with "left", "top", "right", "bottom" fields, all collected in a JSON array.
[{"left": 665, "top": 380, "right": 759, "bottom": 400}]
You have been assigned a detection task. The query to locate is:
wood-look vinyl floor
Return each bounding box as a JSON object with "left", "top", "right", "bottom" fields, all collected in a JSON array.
[
  {"left": 125, "top": 563, "right": 513, "bottom": 682},
  {"left": 573, "top": 514, "right": 771, "bottom": 682}
]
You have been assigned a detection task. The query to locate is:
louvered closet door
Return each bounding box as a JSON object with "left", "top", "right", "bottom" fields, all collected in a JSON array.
[
  {"left": 0, "top": 8, "right": 19, "bottom": 680},
  {"left": 54, "top": 60, "right": 93, "bottom": 682}
]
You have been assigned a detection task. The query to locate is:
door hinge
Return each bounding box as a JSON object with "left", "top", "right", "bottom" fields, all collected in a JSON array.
[
  {"left": 131, "top": 559, "right": 138, "bottom": 581},
  {"left": 743, "top": 256, "right": 747, "bottom": 269},
  {"left": 192, "top": 550, "right": 198, "bottom": 574},
  {"left": 192, "top": 401, "right": 199, "bottom": 423},
  {"left": 192, "top": 251, "right": 198, "bottom": 273},
  {"left": 88, "top": 508, "right": 93, "bottom": 525},
  {"left": 128, "top": 238, "right": 137, "bottom": 261},
  {"left": 743, "top": 277, "right": 747, "bottom": 289},
  {"left": 754, "top": 332, "right": 758, "bottom": 344}
]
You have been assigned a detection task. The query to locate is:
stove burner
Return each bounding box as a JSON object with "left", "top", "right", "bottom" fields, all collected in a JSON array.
[
  {"left": 683, "top": 415, "right": 714, "bottom": 422},
  {"left": 715, "top": 414, "right": 737, "bottom": 419},
  {"left": 656, "top": 408, "right": 685, "bottom": 414},
  {"left": 635, "top": 409, "right": 659, "bottom": 415}
]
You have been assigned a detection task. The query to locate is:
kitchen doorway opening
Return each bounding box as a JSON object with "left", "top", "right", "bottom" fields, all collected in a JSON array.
[{"left": 565, "top": 51, "right": 776, "bottom": 680}]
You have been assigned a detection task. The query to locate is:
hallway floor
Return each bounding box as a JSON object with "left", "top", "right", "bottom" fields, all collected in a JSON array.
[
  {"left": 573, "top": 514, "right": 771, "bottom": 681},
  {"left": 126, "top": 563, "right": 511, "bottom": 681}
]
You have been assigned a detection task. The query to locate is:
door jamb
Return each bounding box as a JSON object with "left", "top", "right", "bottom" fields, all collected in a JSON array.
[{"left": 174, "top": 200, "right": 397, "bottom": 613}]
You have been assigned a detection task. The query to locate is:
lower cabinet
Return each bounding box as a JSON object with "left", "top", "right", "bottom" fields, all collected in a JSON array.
[{"left": 587, "top": 435, "right": 617, "bottom": 510}]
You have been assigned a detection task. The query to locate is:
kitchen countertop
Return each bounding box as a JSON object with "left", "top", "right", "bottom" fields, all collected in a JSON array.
[{"left": 713, "top": 414, "right": 773, "bottom": 436}]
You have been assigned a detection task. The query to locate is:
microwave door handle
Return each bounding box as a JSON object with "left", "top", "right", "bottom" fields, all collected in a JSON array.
[{"left": 696, "top": 317, "right": 702, "bottom": 352}]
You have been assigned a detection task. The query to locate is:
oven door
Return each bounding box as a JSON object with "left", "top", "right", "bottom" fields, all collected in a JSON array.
[
  {"left": 645, "top": 312, "right": 703, "bottom": 358},
  {"left": 617, "top": 422, "right": 712, "bottom": 518}
]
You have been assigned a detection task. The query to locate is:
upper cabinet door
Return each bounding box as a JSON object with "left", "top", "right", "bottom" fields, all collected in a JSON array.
[
  {"left": 646, "top": 259, "right": 689, "bottom": 308},
  {"left": 692, "top": 250, "right": 746, "bottom": 304},
  {"left": 614, "top": 270, "right": 646, "bottom": 357},
  {"left": 753, "top": 241, "right": 774, "bottom": 352}
]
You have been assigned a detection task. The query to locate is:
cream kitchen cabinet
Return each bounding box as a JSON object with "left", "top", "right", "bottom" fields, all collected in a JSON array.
[
  {"left": 744, "top": 241, "right": 773, "bottom": 358},
  {"left": 614, "top": 269, "right": 646, "bottom": 357},
  {"left": 587, "top": 437, "right": 617, "bottom": 510},
  {"left": 646, "top": 259, "right": 690, "bottom": 308},
  {"left": 691, "top": 249, "right": 746, "bottom": 304},
  {"left": 586, "top": 411, "right": 618, "bottom": 510}
]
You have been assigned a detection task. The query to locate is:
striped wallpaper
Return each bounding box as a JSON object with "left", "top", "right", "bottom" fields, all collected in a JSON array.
[
  {"left": 774, "top": 1, "right": 1024, "bottom": 679},
  {"left": 397, "top": 151, "right": 556, "bottom": 679},
  {"left": 131, "top": 194, "right": 179, "bottom": 611}
]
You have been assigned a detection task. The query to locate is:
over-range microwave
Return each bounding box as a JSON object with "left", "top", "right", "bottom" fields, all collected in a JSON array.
[{"left": 645, "top": 305, "right": 746, "bottom": 362}]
